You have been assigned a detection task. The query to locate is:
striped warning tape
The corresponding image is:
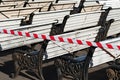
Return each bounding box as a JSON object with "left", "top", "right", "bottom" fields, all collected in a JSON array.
[{"left": 0, "top": 28, "right": 120, "bottom": 50}]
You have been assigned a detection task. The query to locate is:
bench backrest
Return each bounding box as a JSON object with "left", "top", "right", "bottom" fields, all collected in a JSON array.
[
  {"left": 64, "top": 11, "right": 102, "bottom": 32},
  {"left": 106, "top": 8, "right": 120, "bottom": 21},
  {"left": 0, "top": 21, "right": 57, "bottom": 51},
  {"left": 0, "top": 4, "right": 16, "bottom": 10},
  {"left": 105, "top": 8, "right": 120, "bottom": 36},
  {"left": 45, "top": 11, "right": 105, "bottom": 59},
  {"left": 48, "top": 1, "right": 76, "bottom": 11},
  {"left": 81, "top": 1, "right": 103, "bottom": 12},
  {"left": 23, "top": 0, "right": 53, "bottom": 11},
  {"left": 0, "top": 6, "right": 42, "bottom": 19},
  {"left": 0, "top": 0, "right": 25, "bottom": 8},
  {"left": 29, "top": 9, "right": 71, "bottom": 25},
  {"left": 54, "top": 0, "right": 81, "bottom": 7},
  {"left": 0, "top": 17, "right": 24, "bottom": 27},
  {"left": 70, "top": 0, "right": 103, "bottom": 14}
]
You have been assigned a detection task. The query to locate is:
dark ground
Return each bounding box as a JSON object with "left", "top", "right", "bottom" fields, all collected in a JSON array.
[{"left": 0, "top": 50, "right": 108, "bottom": 80}]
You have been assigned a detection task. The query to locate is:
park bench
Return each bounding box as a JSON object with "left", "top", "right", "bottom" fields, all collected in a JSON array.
[
  {"left": 53, "top": 9, "right": 112, "bottom": 80},
  {"left": 0, "top": 16, "right": 57, "bottom": 79},
  {"left": 45, "top": 10, "right": 107, "bottom": 59},
  {"left": 89, "top": 7, "right": 120, "bottom": 80},
  {"left": 0, "top": 1, "right": 118, "bottom": 80},
  {"left": 10, "top": 10, "right": 110, "bottom": 80},
  {"left": 0, "top": 17, "right": 24, "bottom": 27},
  {"left": 0, "top": 20, "right": 58, "bottom": 79}
]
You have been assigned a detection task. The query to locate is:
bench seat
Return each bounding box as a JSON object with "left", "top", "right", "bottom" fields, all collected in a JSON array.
[{"left": 92, "top": 8, "right": 120, "bottom": 67}]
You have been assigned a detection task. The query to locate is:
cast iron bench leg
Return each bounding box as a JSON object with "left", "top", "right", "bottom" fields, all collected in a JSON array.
[{"left": 11, "top": 48, "right": 45, "bottom": 80}]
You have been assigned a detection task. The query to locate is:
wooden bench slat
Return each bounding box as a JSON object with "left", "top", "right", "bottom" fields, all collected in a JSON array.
[
  {"left": 0, "top": 6, "right": 42, "bottom": 12},
  {"left": 0, "top": 6, "right": 42, "bottom": 19},
  {"left": 45, "top": 25, "right": 101, "bottom": 59},
  {"left": 31, "top": 9, "right": 71, "bottom": 24},
  {"left": 46, "top": 39, "right": 96, "bottom": 59},
  {"left": 49, "top": 2, "right": 75, "bottom": 11},
  {"left": 0, "top": 24, "right": 52, "bottom": 41},
  {"left": 92, "top": 54, "right": 114, "bottom": 66},
  {"left": 107, "top": 8, "right": 120, "bottom": 21},
  {"left": 64, "top": 11, "right": 102, "bottom": 32},
  {"left": 0, "top": 21, "right": 57, "bottom": 50}
]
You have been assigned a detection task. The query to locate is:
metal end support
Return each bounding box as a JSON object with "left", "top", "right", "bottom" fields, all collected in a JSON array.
[{"left": 0, "top": 45, "right": 2, "bottom": 51}]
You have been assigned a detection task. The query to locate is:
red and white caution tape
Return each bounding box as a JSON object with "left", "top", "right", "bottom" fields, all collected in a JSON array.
[{"left": 0, "top": 29, "right": 120, "bottom": 50}]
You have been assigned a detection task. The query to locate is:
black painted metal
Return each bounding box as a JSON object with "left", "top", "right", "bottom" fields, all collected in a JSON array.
[
  {"left": 0, "top": 0, "right": 2, "bottom": 4},
  {"left": 70, "top": 0, "right": 85, "bottom": 14},
  {"left": 55, "top": 0, "right": 59, "bottom": 3},
  {"left": 23, "top": 0, "right": 31, "bottom": 7},
  {"left": 47, "top": 2, "right": 53, "bottom": 11},
  {"left": 106, "top": 60, "right": 120, "bottom": 80}
]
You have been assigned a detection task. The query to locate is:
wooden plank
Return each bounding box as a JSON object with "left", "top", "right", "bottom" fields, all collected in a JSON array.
[
  {"left": 92, "top": 46, "right": 120, "bottom": 67},
  {"left": 32, "top": 9, "right": 71, "bottom": 24},
  {"left": 0, "top": 24, "right": 52, "bottom": 41},
  {"left": 44, "top": 25, "right": 100, "bottom": 59},
  {"left": 56, "top": 0, "right": 79, "bottom": 7},
  {"left": 42, "top": 11, "right": 103, "bottom": 59},
  {"left": 107, "top": 20, "right": 120, "bottom": 36},
  {"left": 25, "top": 0, "right": 53, "bottom": 11},
  {"left": 0, "top": 19, "right": 21, "bottom": 26},
  {"left": 0, "top": 17, "right": 24, "bottom": 27},
  {"left": 0, "top": 21, "right": 57, "bottom": 51},
  {"left": 92, "top": 54, "right": 113, "bottom": 67},
  {"left": 0, "top": 6, "right": 42, "bottom": 19},
  {"left": 50, "top": 2, "right": 76, "bottom": 11},
  {"left": 1, "top": 28, "right": 96, "bottom": 46},
  {"left": 46, "top": 43, "right": 88, "bottom": 59},
  {"left": 64, "top": 11, "right": 102, "bottom": 32},
  {"left": 107, "top": 8, "right": 120, "bottom": 21},
  {"left": 0, "top": 0, "right": 25, "bottom": 8},
  {"left": 0, "top": 6, "right": 42, "bottom": 12}
]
